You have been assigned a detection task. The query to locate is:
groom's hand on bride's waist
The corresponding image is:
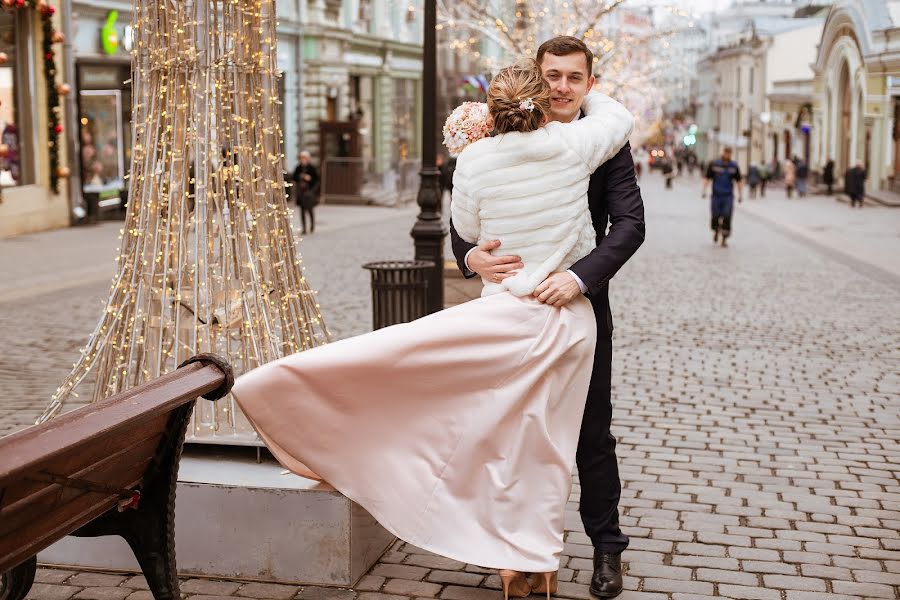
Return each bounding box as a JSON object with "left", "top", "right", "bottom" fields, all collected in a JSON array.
[
  {"left": 465, "top": 240, "right": 523, "bottom": 284},
  {"left": 534, "top": 272, "right": 583, "bottom": 307}
]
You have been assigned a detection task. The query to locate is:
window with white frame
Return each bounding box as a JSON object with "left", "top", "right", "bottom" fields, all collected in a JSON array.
[{"left": 0, "top": 9, "right": 28, "bottom": 188}]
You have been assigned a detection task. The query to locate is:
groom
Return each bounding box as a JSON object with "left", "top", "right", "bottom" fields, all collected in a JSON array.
[{"left": 449, "top": 36, "right": 645, "bottom": 598}]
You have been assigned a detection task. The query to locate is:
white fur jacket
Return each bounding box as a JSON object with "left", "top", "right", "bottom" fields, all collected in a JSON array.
[{"left": 451, "top": 91, "right": 634, "bottom": 297}]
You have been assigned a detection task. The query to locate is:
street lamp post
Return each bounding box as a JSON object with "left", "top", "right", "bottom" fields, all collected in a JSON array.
[{"left": 410, "top": 0, "right": 446, "bottom": 314}]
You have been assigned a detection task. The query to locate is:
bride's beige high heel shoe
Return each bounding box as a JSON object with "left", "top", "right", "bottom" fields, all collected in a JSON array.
[
  {"left": 530, "top": 571, "right": 558, "bottom": 600},
  {"left": 498, "top": 570, "right": 531, "bottom": 600}
]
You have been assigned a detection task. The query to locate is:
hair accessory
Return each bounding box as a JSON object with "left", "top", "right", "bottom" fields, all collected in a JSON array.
[{"left": 518, "top": 98, "right": 535, "bottom": 112}]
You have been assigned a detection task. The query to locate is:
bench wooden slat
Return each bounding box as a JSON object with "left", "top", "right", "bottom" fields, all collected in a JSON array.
[
  {"left": 0, "top": 361, "right": 222, "bottom": 486},
  {"left": 0, "top": 432, "right": 163, "bottom": 537},
  {"left": 0, "top": 473, "right": 142, "bottom": 572},
  {"left": 0, "top": 413, "right": 169, "bottom": 508}
]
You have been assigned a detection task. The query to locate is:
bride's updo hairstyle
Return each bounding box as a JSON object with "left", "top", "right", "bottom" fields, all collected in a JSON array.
[{"left": 487, "top": 59, "right": 552, "bottom": 134}]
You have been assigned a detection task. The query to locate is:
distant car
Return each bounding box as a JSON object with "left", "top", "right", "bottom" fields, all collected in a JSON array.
[{"left": 649, "top": 148, "right": 667, "bottom": 170}]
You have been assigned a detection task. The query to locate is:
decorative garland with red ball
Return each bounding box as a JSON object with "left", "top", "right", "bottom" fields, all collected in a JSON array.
[{"left": 1, "top": 0, "right": 69, "bottom": 195}]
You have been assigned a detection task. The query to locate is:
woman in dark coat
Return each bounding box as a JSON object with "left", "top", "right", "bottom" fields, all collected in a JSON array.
[
  {"left": 292, "top": 151, "right": 320, "bottom": 234},
  {"left": 823, "top": 159, "right": 835, "bottom": 195}
]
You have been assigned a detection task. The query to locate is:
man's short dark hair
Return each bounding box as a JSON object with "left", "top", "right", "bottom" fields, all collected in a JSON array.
[{"left": 536, "top": 36, "right": 594, "bottom": 75}]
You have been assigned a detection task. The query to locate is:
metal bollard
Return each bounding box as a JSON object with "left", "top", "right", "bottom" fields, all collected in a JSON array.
[{"left": 362, "top": 260, "right": 435, "bottom": 330}]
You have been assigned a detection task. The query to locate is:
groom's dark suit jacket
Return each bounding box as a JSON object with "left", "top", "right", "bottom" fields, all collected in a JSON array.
[{"left": 449, "top": 141, "right": 645, "bottom": 338}]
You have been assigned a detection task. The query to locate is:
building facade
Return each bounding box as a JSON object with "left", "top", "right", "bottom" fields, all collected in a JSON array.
[
  {"left": 0, "top": 0, "right": 71, "bottom": 239},
  {"left": 811, "top": 0, "right": 900, "bottom": 192},
  {"left": 300, "top": 0, "right": 423, "bottom": 204}
]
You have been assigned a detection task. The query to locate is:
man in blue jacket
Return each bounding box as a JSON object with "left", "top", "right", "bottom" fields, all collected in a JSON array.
[
  {"left": 702, "top": 146, "right": 743, "bottom": 247},
  {"left": 449, "top": 36, "right": 645, "bottom": 599}
]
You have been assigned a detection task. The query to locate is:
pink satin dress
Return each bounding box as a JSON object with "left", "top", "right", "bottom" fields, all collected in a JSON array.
[{"left": 232, "top": 291, "right": 596, "bottom": 573}]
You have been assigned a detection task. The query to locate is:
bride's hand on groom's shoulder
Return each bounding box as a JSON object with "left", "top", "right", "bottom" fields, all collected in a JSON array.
[{"left": 534, "top": 272, "right": 581, "bottom": 307}]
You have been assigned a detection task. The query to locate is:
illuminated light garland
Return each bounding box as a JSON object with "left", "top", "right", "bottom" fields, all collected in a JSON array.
[
  {"left": 39, "top": 0, "right": 330, "bottom": 444},
  {"left": 436, "top": 0, "right": 694, "bottom": 143}
]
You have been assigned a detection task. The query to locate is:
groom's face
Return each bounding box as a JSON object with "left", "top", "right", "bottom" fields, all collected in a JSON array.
[{"left": 539, "top": 52, "right": 596, "bottom": 123}]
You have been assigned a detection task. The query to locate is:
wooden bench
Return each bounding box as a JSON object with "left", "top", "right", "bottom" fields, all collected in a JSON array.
[{"left": 0, "top": 354, "right": 233, "bottom": 600}]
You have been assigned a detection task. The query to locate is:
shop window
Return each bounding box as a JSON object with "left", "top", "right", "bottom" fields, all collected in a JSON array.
[
  {"left": 0, "top": 9, "right": 27, "bottom": 188},
  {"left": 79, "top": 90, "right": 126, "bottom": 192},
  {"left": 393, "top": 78, "right": 418, "bottom": 163},
  {"left": 356, "top": 0, "right": 372, "bottom": 34}
]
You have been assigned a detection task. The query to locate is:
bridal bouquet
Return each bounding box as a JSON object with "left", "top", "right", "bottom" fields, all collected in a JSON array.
[{"left": 442, "top": 102, "right": 493, "bottom": 156}]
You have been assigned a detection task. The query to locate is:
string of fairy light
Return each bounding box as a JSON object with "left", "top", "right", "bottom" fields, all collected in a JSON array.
[
  {"left": 436, "top": 0, "right": 704, "bottom": 144},
  {"left": 39, "top": 0, "right": 330, "bottom": 443}
]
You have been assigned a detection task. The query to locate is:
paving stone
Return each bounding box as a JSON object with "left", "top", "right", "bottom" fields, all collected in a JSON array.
[
  {"left": 371, "top": 566, "right": 430, "bottom": 582},
  {"left": 354, "top": 577, "right": 386, "bottom": 593},
  {"left": 695, "top": 568, "right": 758, "bottom": 586},
  {"left": 403, "top": 555, "right": 466, "bottom": 570},
  {"left": 382, "top": 580, "right": 442, "bottom": 597},
  {"left": 181, "top": 580, "right": 242, "bottom": 596},
  {"left": 761, "top": 575, "right": 826, "bottom": 592},
  {"left": 798, "top": 564, "right": 851, "bottom": 579},
  {"left": 552, "top": 582, "right": 592, "bottom": 599},
  {"left": 739, "top": 561, "right": 796, "bottom": 575},
  {"left": 439, "top": 586, "right": 498, "bottom": 600},
  {"left": 831, "top": 581, "right": 898, "bottom": 599},
  {"left": 641, "top": 579, "right": 714, "bottom": 595},
  {"left": 297, "top": 586, "right": 357, "bottom": 600},
  {"left": 25, "top": 584, "right": 82, "bottom": 600},
  {"left": 784, "top": 593, "right": 857, "bottom": 600},
  {"left": 356, "top": 594, "right": 408, "bottom": 600},
  {"left": 851, "top": 570, "right": 900, "bottom": 586},
  {"left": 425, "top": 571, "right": 484, "bottom": 586},
  {"left": 671, "top": 556, "right": 739, "bottom": 570},
  {"left": 120, "top": 577, "right": 149, "bottom": 590},
  {"left": 72, "top": 588, "right": 133, "bottom": 600},
  {"left": 236, "top": 583, "right": 301, "bottom": 599},
  {"left": 124, "top": 592, "right": 154, "bottom": 600},
  {"left": 66, "top": 575, "right": 128, "bottom": 588},
  {"left": 34, "top": 569, "right": 77, "bottom": 585},
  {"left": 716, "top": 584, "right": 782, "bottom": 600},
  {"left": 727, "top": 547, "right": 780, "bottom": 561},
  {"left": 625, "top": 563, "right": 692, "bottom": 580},
  {"left": 675, "top": 542, "right": 726, "bottom": 557},
  {"left": 183, "top": 596, "right": 240, "bottom": 600}
]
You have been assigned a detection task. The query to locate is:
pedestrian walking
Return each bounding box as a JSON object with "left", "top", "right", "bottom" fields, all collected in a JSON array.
[
  {"left": 747, "top": 164, "right": 760, "bottom": 199},
  {"left": 795, "top": 156, "right": 809, "bottom": 197},
  {"left": 758, "top": 162, "right": 769, "bottom": 197},
  {"left": 439, "top": 154, "right": 456, "bottom": 200},
  {"left": 662, "top": 159, "right": 675, "bottom": 189},
  {"left": 702, "top": 146, "right": 743, "bottom": 247},
  {"left": 634, "top": 159, "right": 643, "bottom": 180},
  {"left": 292, "top": 151, "right": 320, "bottom": 234},
  {"left": 845, "top": 163, "right": 866, "bottom": 208},
  {"left": 823, "top": 158, "right": 835, "bottom": 195},
  {"left": 783, "top": 158, "right": 796, "bottom": 198}
]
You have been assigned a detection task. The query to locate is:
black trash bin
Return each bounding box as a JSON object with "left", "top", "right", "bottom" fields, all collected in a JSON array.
[{"left": 362, "top": 260, "right": 435, "bottom": 330}]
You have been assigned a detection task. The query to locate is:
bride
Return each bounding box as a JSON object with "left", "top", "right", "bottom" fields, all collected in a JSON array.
[{"left": 232, "top": 59, "right": 633, "bottom": 599}]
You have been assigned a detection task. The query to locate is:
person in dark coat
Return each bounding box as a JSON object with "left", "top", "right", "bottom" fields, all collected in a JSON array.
[
  {"left": 845, "top": 163, "right": 866, "bottom": 208},
  {"left": 292, "top": 151, "right": 320, "bottom": 234},
  {"left": 439, "top": 154, "right": 456, "bottom": 198},
  {"left": 823, "top": 159, "right": 835, "bottom": 195}
]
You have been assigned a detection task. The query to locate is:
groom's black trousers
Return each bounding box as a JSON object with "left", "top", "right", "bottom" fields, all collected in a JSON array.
[{"left": 578, "top": 298, "right": 628, "bottom": 553}]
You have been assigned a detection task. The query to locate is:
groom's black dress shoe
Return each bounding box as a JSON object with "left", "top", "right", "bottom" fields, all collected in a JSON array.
[{"left": 590, "top": 551, "right": 623, "bottom": 598}]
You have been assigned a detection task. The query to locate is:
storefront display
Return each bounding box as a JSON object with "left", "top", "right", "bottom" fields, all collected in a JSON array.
[{"left": 77, "top": 62, "right": 131, "bottom": 213}]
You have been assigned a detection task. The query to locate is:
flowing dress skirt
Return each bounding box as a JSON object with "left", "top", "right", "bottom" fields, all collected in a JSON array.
[{"left": 232, "top": 292, "right": 597, "bottom": 572}]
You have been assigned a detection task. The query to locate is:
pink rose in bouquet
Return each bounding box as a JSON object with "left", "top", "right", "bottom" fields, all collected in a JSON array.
[{"left": 442, "top": 102, "right": 493, "bottom": 156}]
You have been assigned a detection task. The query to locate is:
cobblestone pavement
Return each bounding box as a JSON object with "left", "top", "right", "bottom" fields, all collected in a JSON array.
[{"left": 6, "top": 173, "right": 900, "bottom": 599}]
